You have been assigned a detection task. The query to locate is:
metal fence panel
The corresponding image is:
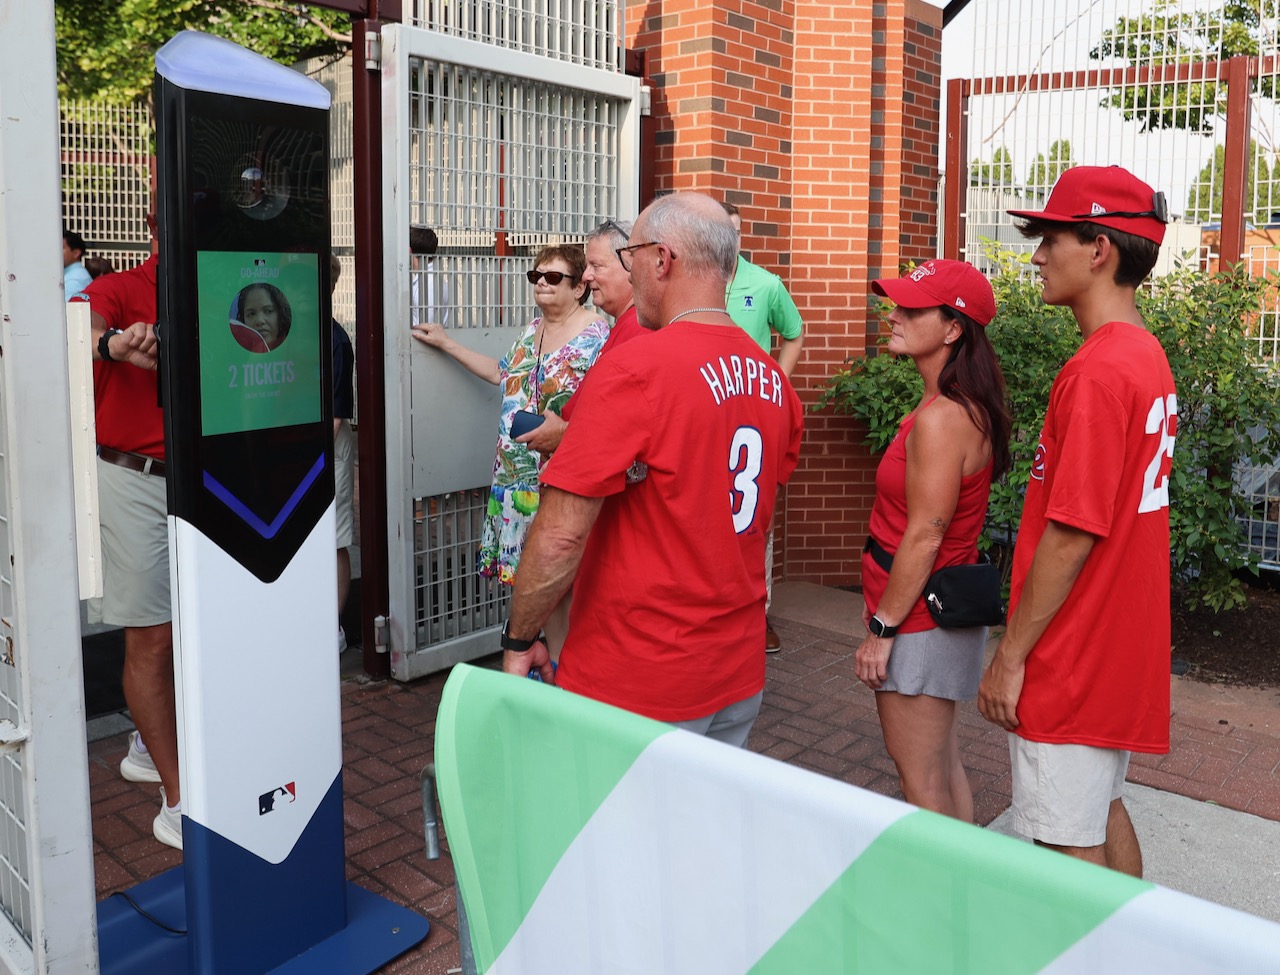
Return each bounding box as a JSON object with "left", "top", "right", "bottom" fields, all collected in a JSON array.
[
  {"left": 59, "top": 100, "right": 153, "bottom": 273},
  {"left": 957, "top": 0, "right": 1280, "bottom": 570},
  {"left": 407, "top": 0, "right": 624, "bottom": 72}
]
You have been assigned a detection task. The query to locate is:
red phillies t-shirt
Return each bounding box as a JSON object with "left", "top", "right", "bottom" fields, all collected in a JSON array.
[
  {"left": 559, "top": 304, "right": 647, "bottom": 424},
  {"left": 863, "top": 401, "right": 994, "bottom": 633},
  {"left": 541, "top": 320, "right": 804, "bottom": 722},
  {"left": 1010, "top": 322, "right": 1176, "bottom": 753},
  {"left": 76, "top": 256, "right": 164, "bottom": 460}
]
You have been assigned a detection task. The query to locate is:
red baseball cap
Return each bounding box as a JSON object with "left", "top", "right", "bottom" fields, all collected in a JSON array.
[
  {"left": 872, "top": 259, "right": 996, "bottom": 327},
  {"left": 1007, "top": 165, "right": 1168, "bottom": 245}
]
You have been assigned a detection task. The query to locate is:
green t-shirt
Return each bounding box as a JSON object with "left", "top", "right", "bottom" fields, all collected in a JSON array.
[{"left": 725, "top": 254, "right": 804, "bottom": 352}]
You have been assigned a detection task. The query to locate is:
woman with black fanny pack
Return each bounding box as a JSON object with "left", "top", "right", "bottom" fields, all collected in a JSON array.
[{"left": 854, "top": 260, "right": 1010, "bottom": 822}]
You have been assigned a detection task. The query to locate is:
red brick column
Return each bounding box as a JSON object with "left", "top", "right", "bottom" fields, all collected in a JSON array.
[{"left": 625, "top": 0, "right": 943, "bottom": 586}]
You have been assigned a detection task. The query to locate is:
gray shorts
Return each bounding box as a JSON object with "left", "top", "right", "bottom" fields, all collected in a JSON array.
[
  {"left": 87, "top": 458, "right": 170, "bottom": 628},
  {"left": 878, "top": 625, "right": 987, "bottom": 701},
  {"left": 672, "top": 691, "right": 764, "bottom": 748},
  {"left": 334, "top": 419, "right": 356, "bottom": 549}
]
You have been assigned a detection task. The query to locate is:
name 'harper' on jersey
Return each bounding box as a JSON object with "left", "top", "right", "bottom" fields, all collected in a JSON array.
[{"left": 699, "top": 353, "right": 786, "bottom": 407}]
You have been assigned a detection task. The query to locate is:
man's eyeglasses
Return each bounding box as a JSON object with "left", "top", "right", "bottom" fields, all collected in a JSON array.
[
  {"left": 526, "top": 269, "right": 578, "bottom": 286},
  {"left": 616, "top": 241, "right": 664, "bottom": 271},
  {"left": 1073, "top": 190, "right": 1169, "bottom": 224}
]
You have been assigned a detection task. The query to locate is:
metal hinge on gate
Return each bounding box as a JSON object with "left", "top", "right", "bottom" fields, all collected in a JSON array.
[
  {"left": 640, "top": 84, "right": 652, "bottom": 116},
  {"left": 0, "top": 720, "right": 29, "bottom": 753},
  {"left": 374, "top": 614, "right": 388, "bottom": 654},
  {"left": 365, "top": 33, "right": 381, "bottom": 71}
]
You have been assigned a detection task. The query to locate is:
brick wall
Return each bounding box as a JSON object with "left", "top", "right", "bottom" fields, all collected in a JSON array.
[{"left": 625, "top": 0, "right": 944, "bottom": 586}]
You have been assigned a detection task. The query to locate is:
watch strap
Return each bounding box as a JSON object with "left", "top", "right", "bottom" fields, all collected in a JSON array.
[
  {"left": 869, "top": 615, "right": 899, "bottom": 638},
  {"left": 500, "top": 620, "right": 540, "bottom": 652},
  {"left": 98, "top": 328, "right": 122, "bottom": 362}
]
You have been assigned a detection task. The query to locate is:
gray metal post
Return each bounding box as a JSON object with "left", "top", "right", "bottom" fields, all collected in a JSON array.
[{"left": 0, "top": 1, "right": 102, "bottom": 972}]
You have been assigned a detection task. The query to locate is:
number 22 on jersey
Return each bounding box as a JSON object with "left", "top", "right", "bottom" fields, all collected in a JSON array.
[{"left": 1138, "top": 393, "right": 1177, "bottom": 514}]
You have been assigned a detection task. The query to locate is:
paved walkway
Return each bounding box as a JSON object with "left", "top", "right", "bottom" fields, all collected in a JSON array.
[{"left": 88, "top": 582, "right": 1280, "bottom": 974}]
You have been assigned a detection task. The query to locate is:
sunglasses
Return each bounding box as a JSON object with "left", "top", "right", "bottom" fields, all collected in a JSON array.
[
  {"left": 526, "top": 269, "right": 578, "bottom": 286},
  {"left": 1073, "top": 190, "right": 1169, "bottom": 224}
]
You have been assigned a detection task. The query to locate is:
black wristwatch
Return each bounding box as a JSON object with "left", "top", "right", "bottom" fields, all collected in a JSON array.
[
  {"left": 500, "top": 620, "right": 539, "bottom": 652},
  {"left": 98, "top": 328, "right": 123, "bottom": 362},
  {"left": 868, "top": 615, "right": 899, "bottom": 638}
]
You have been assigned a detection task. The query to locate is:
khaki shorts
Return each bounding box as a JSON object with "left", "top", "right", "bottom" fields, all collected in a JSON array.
[
  {"left": 1009, "top": 735, "right": 1129, "bottom": 848},
  {"left": 87, "top": 458, "right": 171, "bottom": 628},
  {"left": 334, "top": 419, "right": 356, "bottom": 549}
]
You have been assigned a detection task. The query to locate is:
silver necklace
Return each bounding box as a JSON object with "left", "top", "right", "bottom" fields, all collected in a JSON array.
[{"left": 668, "top": 307, "right": 728, "bottom": 325}]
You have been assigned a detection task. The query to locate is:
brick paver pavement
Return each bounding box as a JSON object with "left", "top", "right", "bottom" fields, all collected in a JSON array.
[{"left": 89, "top": 615, "right": 1280, "bottom": 973}]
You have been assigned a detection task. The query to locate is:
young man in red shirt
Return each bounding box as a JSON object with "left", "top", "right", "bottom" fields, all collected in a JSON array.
[
  {"left": 980, "top": 166, "right": 1176, "bottom": 876},
  {"left": 500, "top": 192, "right": 803, "bottom": 745}
]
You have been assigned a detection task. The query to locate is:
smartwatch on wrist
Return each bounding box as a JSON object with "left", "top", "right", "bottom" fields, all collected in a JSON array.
[
  {"left": 500, "top": 620, "right": 538, "bottom": 653},
  {"left": 98, "top": 328, "right": 123, "bottom": 362},
  {"left": 868, "top": 615, "right": 898, "bottom": 639}
]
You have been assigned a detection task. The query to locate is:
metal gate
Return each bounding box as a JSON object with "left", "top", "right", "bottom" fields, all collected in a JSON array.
[
  {"left": 380, "top": 5, "right": 641, "bottom": 680},
  {"left": 945, "top": 0, "right": 1280, "bottom": 571}
]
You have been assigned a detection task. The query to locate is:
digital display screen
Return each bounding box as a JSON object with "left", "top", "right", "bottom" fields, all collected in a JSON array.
[{"left": 197, "top": 250, "right": 322, "bottom": 437}]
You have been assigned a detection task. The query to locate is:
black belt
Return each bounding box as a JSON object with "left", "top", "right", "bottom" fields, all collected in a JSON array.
[
  {"left": 863, "top": 536, "right": 895, "bottom": 573},
  {"left": 98, "top": 446, "right": 166, "bottom": 478},
  {"left": 865, "top": 535, "right": 983, "bottom": 573}
]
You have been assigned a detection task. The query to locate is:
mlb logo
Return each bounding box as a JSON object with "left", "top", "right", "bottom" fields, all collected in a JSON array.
[{"left": 259, "top": 781, "right": 297, "bottom": 815}]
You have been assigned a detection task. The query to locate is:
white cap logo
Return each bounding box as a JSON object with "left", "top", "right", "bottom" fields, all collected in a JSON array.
[
  {"left": 1090, "top": 202, "right": 1106, "bottom": 215},
  {"left": 955, "top": 297, "right": 966, "bottom": 308},
  {"left": 908, "top": 263, "right": 937, "bottom": 282}
]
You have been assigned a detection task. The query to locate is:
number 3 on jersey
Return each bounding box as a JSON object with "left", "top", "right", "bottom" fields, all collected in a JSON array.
[
  {"left": 729, "top": 426, "right": 763, "bottom": 533},
  {"left": 1138, "top": 393, "right": 1177, "bottom": 514}
]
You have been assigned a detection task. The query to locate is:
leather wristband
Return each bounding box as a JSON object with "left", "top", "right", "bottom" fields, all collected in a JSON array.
[
  {"left": 98, "top": 328, "right": 123, "bottom": 362},
  {"left": 500, "top": 620, "right": 540, "bottom": 652}
]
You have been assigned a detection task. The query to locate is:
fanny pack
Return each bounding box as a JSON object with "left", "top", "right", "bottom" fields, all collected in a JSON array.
[{"left": 864, "top": 536, "right": 1005, "bottom": 629}]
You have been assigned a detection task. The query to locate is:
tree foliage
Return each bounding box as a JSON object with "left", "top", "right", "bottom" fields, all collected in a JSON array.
[
  {"left": 56, "top": 0, "right": 352, "bottom": 102},
  {"left": 1185, "top": 141, "right": 1280, "bottom": 224},
  {"left": 815, "top": 247, "right": 1280, "bottom": 613},
  {"left": 1025, "top": 140, "right": 1076, "bottom": 194},
  {"left": 970, "top": 146, "right": 1016, "bottom": 187},
  {"left": 1090, "top": 0, "right": 1277, "bottom": 134}
]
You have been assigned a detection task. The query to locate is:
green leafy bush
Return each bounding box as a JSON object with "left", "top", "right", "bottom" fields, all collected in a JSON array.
[{"left": 816, "top": 247, "right": 1280, "bottom": 612}]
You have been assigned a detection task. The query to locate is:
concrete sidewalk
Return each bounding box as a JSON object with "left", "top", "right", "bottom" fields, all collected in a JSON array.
[{"left": 86, "top": 581, "right": 1280, "bottom": 974}]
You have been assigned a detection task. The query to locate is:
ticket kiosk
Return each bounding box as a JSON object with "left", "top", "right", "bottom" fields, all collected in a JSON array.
[{"left": 96, "top": 31, "right": 429, "bottom": 974}]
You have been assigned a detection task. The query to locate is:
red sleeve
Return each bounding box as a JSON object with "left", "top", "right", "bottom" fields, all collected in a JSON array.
[
  {"left": 541, "top": 355, "right": 652, "bottom": 497},
  {"left": 1042, "top": 374, "right": 1126, "bottom": 538},
  {"left": 78, "top": 272, "right": 127, "bottom": 329}
]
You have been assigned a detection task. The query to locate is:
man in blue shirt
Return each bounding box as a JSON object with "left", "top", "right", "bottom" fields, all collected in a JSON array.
[{"left": 63, "top": 228, "right": 92, "bottom": 298}]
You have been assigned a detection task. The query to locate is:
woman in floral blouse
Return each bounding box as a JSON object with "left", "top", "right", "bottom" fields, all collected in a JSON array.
[{"left": 411, "top": 243, "right": 610, "bottom": 654}]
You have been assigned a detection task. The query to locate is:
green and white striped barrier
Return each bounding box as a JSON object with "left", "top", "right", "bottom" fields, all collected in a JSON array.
[{"left": 435, "top": 664, "right": 1280, "bottom": 973}]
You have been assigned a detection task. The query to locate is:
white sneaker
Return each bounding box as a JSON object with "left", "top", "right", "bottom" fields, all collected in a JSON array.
[
  {"left": 120, "top": 731, "right": 161, "bottom": 783},
  {"left": 153, "top": 787, "right": 183, "bottom": 850},
  {"left": 338, "top": 626, "right": 347, "bottom": 654}
]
